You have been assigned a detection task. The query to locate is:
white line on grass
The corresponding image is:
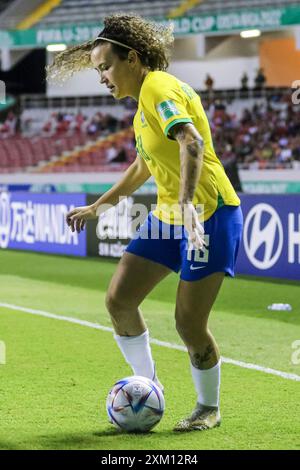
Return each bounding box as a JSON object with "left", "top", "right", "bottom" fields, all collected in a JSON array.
[{"left": 1, "top": 301, "right": 300, "bottom": 382}]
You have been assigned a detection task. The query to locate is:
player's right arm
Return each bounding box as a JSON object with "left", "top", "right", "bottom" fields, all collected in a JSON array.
[{"left": 66, "top": 155, "right": 151, "bottom": 233}]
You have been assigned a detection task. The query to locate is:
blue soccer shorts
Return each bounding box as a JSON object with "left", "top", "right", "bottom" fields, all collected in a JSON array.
[{"left": 125, "top": 205, "right": 243, "bottom": 281}]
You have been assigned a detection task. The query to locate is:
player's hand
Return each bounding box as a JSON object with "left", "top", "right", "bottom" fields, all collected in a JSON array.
[
  {"left": 181, "top": 202, "right": 206, "bottom": 251},
  {"left": 66, "top": 204, "right": 97, "bottom": 233}
]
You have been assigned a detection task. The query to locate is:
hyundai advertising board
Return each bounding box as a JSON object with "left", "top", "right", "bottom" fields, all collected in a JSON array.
[
  {"left": 0, "top": 192, "right": 86, "bottom": 256},
  {"left": 237, "top": 194, "right": 300, "bottom": 281}
]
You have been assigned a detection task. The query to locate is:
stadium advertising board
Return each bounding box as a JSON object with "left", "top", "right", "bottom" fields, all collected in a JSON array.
[
  {"left": 1, "top": 5, "right": 300, "bottom": 47},
  {"left": 237, "top": 195, "right": 300, "bottom": 281},
  {"left": 0, "top": 192, "right": 86, "bottom": 256},
  {"left": 86, "top": 194, "right": 156, "bottom": 258},
  {"left": 88, "top": 194, "right": 300, "bottom": 282},
  {"left": 1, "top": 192, "right": 299, "bottom": 281}
]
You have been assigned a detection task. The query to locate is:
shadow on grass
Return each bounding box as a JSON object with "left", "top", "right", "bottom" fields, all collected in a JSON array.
[
  {"left": 0, "top": 440, "right": 24, "bottom": 450},
  {"left": 21, "top": 427, "right": 193, "bottom": 450}
]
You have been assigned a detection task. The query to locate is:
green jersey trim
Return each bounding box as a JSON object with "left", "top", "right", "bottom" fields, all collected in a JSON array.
[
  {"left": 164, "top": 118, "right": 193, "bottom": 137},
  {"left": 217, "top": 193, "right": 225, "bottom": 210}
]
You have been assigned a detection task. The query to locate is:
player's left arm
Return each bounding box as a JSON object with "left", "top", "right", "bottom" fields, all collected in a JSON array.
[
  {"left": 170, "top": 122, "right": 206, "bottom": 250},
  {"left": 169, "top": 122, "right": 204, "bottom": 206}
]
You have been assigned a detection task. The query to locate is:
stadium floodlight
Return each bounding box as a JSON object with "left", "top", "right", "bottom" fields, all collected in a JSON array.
[
  {"left": 46, "top": 44, "right": 67, "bottom": 52},
  {"left": 240, "top": 29, "right": 261, "bottom": 39}
]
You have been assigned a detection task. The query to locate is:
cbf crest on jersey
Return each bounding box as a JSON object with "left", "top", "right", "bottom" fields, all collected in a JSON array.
[{"left": 156, "top": 100, "right": 180, "bottom": 121}]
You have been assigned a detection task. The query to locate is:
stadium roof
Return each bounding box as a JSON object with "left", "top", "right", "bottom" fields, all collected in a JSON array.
[
  {"left": 190, "top": 0, "right": 299, "bottom": 15},
  {"left": 34, "top": 0, "right": 300, "bottom": 26},
  {"left": 0, "top": 0, "right": 299, "bottom": 30}
]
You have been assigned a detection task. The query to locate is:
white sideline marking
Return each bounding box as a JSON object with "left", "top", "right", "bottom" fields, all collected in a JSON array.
[{"left": 1, "top": 301, "right": 300, "bottom": 383}]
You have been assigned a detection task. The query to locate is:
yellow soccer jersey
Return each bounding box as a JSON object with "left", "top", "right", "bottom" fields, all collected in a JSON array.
[{"left": 133, "top": 71, "right": 240, "bottom": 224}]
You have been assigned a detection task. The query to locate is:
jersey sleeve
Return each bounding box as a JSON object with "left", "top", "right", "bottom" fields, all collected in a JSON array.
[{"left": 144, "top": 81, "right": 194, "bottom": 139}]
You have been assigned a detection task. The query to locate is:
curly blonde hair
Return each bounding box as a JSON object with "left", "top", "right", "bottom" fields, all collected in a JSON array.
[{"left": 46, "top": 14, "right": 174, "bottom": 84}]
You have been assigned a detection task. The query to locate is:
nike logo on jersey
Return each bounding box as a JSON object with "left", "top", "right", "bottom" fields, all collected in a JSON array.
[{"left": 190, "top": 264, "right": 206, "bottom": 271}]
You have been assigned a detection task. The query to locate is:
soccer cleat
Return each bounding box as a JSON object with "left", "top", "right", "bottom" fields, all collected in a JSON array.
[{"left": 173, "top": 403, "right": 221, "bottom": 432}]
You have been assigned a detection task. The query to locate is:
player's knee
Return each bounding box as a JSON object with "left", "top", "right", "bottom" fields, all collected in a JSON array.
[
  {"left": 105, "top": 291, "right": 124, "bottom": 319},
  {"left": 175, "top": 316, "right": 196, "bottom": 337},
  {"left": 175, "top": 307, "right": 207, "bottom": 337},
  {"left": 175, "top": 309, "right": 190, "bottom": 336},
  {"left": 175, "top": 304, "right": 191, "bottom": 330}
]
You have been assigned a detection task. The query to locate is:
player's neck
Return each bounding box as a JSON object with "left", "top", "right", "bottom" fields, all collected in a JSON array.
[{"left": 131, "top": 68, "right": 150, "bottom": 101}]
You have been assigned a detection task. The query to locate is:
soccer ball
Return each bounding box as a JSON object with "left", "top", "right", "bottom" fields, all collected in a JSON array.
[{"left": 106, "top": 375, "right": 165, "bottom": 433}]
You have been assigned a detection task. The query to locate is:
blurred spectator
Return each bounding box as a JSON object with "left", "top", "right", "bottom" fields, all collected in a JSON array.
[
  {"left": 1, "top": 90, "right": 299, "bottom": 173},
  {"left": 72, "top": 110, "right": 85, "bottom": 133},
  {"left": 254, "top": 68, "right": 267, "bottom": 90},
  {"left": 0, "top": 111, "right": 17, "bottom": 137},
  {"left": 106, "top": 144, "right": 119, "bottom": 162},
  {"left": 87, "top": 113, "right": 102, "bottom": 135},
  {"left": 106, "top": 143, "right": 127, "bottom": 163},
  {"left": 240, "top": 72, "right": 249, "bottom": 98},
  {"left": 205, "top": 74, "right": 214, "bottom": 92},
  {"left": 241, "top": 72, "right": 249, "bottom": 91},
  {"left": 210, "top": 91, "right": 300, "bottom": 169}
]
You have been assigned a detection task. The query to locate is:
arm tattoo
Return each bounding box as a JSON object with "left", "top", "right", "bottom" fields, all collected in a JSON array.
[
  {"left": 172, "top": 125, "right": 185, "bottom": 142},
  {"left": 171, "top": 124, "right": 204, "bottom": 205},
  {"left": 187, "top": 139, "right": 204, "bottom": 158}
]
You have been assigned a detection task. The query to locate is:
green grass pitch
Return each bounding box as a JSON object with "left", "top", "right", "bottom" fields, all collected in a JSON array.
[{"left": 0, "top": 250, "right": 299, "bottom": 450}]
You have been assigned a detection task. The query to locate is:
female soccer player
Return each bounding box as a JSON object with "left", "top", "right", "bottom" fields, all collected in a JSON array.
[{"left": 47, "top": 14, "right": 243, "bottom": 432}]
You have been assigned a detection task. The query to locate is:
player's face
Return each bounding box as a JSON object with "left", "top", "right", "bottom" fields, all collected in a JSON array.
[{"left": 91, "top": 43, "right": 133, "bottom": 99}]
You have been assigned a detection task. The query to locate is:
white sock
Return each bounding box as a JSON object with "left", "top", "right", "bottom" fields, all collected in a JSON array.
[
  {"left": 114, "top": 329, "right": 155, "bottom": 380},
  {"left": 190, "top": 359, "right": 221, "bottom": 408}
]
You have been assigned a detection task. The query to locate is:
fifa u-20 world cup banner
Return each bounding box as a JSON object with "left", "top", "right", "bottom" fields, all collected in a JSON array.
[
  {"left": 1, "top": 5, "right": 300, "bottom": 47},
  {"left": 237, "top": 195, "right": 300, "bottom": 281},
  {"left": 0, "top": 192, "right": 86, "bottom": 256}
]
